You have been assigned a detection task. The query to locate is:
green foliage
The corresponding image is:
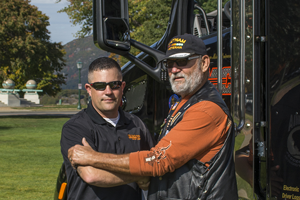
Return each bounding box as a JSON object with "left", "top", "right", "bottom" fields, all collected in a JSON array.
[
  {"left": 57, "top": 0, "right": 228, "bottom": 65},
  {"left": 0, "top": 0, "right": 66, "bottom": 96},
  {"left": 57, "top": 0, "right": 171, "bottom": 56},
  {"left": 196, "top": 0, "right": 230, "bottom": 14},
  {"left": 40, "top": 94, "right": 59, "bottom": 105},
  {"left": 0, "top": 117, "right": 68, "bottom": 199},
  {"left": 57, "top": 0, "right": 93, "bottom": 38},
  {"left": 58, "top": 89, "right": 85, "bottom": 97},
  {"left": 40, "top": 89, "right": 88, "bottom": 105},
  {"left": 129, "top": 0, "right": 172, "bottom": 45}
]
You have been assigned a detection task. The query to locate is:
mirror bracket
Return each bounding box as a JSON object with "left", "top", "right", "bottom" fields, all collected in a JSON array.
[
  {"left": 123, "top": 52, "right": 164, "bottom": 83},
  {"left": 130, "top": 39, "right": 165, "bottom": 63}
]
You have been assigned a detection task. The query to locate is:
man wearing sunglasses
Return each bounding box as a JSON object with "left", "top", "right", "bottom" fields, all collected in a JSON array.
[
  {"left": 68, "top": 34, "right": 238, "bottom": 199},
  {"left": 60, "top": 57, "right": 155, "bottom": 200}
]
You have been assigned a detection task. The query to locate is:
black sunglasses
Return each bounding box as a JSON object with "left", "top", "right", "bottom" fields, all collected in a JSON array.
[
  {"left": 89, "top": 81, "right": 122, "bottom": 91},
  {"left": 164, "top": 55, "right": 201, "bottom": 69}
]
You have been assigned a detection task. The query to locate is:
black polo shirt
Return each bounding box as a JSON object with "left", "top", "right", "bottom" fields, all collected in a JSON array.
[{"left": 61, "top": 101, "right": 155, "bottom": 200}]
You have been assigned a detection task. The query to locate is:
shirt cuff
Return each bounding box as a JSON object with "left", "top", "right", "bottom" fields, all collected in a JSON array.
[{"left": 129, "top": 152, "right": 141, "bottom": 176}]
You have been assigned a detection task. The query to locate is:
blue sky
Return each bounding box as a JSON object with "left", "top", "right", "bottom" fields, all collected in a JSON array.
[{"left": 29, "top": 0, "right": 82, "bottom": 45}]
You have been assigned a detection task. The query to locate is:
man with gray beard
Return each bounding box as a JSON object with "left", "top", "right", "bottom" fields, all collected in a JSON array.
[{"left": 67, "top": 34, "right": 238, "bottom": 200}]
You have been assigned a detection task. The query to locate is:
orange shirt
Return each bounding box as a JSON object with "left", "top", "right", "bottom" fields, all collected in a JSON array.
[{"left": 129, "top": 99, "right": 230, "bottom": 177}]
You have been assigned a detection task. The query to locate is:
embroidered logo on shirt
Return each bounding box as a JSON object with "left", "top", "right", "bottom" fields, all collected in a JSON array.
[
  {"left": 128, "top": 134, "right": 141, "bottom": 140},
  {"left": 145, "top": 141, "right": 172, "bottom": 164}
]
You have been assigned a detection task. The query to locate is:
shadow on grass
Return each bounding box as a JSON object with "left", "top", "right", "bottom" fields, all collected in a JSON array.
[{"left": 0, "top": 126, "right": 12, "bottom": 130}]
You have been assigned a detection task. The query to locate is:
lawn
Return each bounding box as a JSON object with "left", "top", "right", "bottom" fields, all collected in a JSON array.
[
  {"left": 0, "top": 116, "right": 70, "bottom": 200},
  {"left": 0, "top": 113, "right": 254, "bottom": 199}
]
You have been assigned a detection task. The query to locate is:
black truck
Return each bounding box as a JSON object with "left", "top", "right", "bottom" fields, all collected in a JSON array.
[{"left": 55, "top": 0, "right": 300, "bottom": 199}]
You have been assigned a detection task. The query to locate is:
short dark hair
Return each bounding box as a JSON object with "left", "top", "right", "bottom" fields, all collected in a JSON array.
[{"left": 88, "top": 57, "right": 122, "bottom": 82}]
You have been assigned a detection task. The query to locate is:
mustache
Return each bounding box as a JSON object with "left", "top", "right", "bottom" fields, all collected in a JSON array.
[{"left": 170, "top": 72, "right": 186, "bottom": 81}]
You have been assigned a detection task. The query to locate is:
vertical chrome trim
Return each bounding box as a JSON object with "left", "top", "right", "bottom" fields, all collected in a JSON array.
[
  {"left": 252, "top": 0, "right": 256, "bottom": 196},
  {"left": 217, "top": 0, "right": 223, "bottom": 94},
  {"left": 236, "top": 0, "right": 246, "bottom": 131}
]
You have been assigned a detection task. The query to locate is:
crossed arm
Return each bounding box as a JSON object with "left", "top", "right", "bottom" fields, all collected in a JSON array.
[
  {"left": 76, "top": 165, "right": 149, "bottom": 189},
  {"left": 62, "top": 124, "right": 150, "bottom": 189},
  {"left": 68, "top": 103, "right": 229, "bottom": 179},
  {"left": 69, "top": 138, "right": 132, "bottom": 175}
]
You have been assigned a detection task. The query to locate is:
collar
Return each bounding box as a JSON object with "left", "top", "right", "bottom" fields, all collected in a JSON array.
[{"left": 85, "top": 101, "right": 130, "bottom": 126}]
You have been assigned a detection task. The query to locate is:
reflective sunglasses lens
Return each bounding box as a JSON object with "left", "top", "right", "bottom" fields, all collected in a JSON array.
[
  {"left": 91, "top": 81, "right": 122, "bottom": 90},
  {"left": 109, "top": 81, "right": 122, "bottom": 89},
  {"left": 166, "top": 59, "right": 188, "bottom": 68},
  {"left": 92, "top": 82, "right": 106, "bottom": 90}
]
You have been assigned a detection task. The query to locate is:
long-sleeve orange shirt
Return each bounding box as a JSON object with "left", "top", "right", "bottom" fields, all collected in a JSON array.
[{"left": 129, "top": 98, "right": 231, "bottom": 177}]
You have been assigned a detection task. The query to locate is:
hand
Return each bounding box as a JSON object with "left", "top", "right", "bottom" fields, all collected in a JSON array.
[
  {"left": 137, "top": 176, "right": 150, "bottom": 190},
  {"left": 68, "top": 137, "right": 95, "bottom": 169}
]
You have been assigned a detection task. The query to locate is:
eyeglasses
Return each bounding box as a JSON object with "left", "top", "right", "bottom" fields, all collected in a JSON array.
[
  {"left": 89, "top": 81, "right": 122, "bottom": 91},
  {"left": 164, "top": 55, "right": 201, "bottom": 69}
]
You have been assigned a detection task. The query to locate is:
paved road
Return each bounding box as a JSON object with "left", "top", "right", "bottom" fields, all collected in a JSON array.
[{"left": 0, "top": 107, "right": 80, "bottom": 117}]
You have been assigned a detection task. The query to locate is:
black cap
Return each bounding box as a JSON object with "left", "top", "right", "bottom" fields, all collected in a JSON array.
[{"left": 159, "top": 34, "right": 207, "bottom": 63}]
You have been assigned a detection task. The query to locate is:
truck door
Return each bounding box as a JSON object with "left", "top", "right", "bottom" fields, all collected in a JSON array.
[
  {"left": 233, "top": 0, "right": 300, "bottom": 199},
  {"left": 267, "top": 0, "right": 300, "bottom": 199}
]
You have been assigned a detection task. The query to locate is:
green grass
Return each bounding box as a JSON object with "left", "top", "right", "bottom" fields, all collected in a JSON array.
[
  {"left": 0, "top": 117, "right": 69, "bottom": 200},
  {"left": 235, "top": 132, "right": 245, "bottom": 151},
  {"left": 235, "top": 133, "right": 254, "bottom": 199},
  {"left": 233, "top": 113, "right": 254, "bottom": 199},
  {"left": 0, "top": 112, "right": 254, "bottom": 199}
]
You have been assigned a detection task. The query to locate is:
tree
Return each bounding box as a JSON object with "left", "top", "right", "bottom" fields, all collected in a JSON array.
[
  {"left": 57, "top": 0, "right": 172, "bottom": 65},
  {"left": 128, "top": 0, "right": 172, "bottom": 46},
  {"left": 0, "top": 0, "right": 66, "bottom": 96},
  {"left": 57, "top": 0, "right": 93, "bottom": 39},
  {"left": 57, "top": 0, "right": 171, "bottom": 52},
  {"left": 196, "top": 0, "right": 230, "bottom": 14},
  {"left": 57, "top": 0, "right": 228, "bottom": 64}
]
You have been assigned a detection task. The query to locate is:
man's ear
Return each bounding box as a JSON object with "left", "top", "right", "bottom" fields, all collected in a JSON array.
[
  {"left": 201, "top": 55, "right": 210, "bottom": 73},
  {"left": 121, "top": 81, "right": 126, "bottom": 95},
  {"left": 85, "top": 83, "right": 92, "bottom": 96}
]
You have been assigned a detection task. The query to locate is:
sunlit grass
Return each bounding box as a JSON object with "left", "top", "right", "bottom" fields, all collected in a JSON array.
[{"left": 0, "top": 117, "right": 69, "bottom": 199}]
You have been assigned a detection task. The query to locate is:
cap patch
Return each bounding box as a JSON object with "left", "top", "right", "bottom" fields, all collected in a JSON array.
[{"left": 168, "top": 38, "right": 186, "bottom": 51}]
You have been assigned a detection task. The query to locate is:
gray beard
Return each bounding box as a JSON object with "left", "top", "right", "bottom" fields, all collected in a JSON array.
[{"left": 169, "top": 69, "right": 203, "bottom": 97}]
